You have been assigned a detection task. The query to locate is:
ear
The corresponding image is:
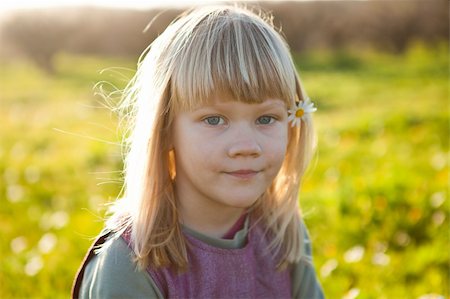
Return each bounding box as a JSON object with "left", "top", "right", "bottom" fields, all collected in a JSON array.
[{"left": 168, "top": 149, "right": 176, "bottom": 180}]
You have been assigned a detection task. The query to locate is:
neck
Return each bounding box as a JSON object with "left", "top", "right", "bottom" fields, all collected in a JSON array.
[{"left": 178, "top": 201, "right": 245, "bottom": 239}]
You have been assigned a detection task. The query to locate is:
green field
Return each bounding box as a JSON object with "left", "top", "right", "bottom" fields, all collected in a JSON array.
[{"left": 1, "top": 42, "right": 448, "bottom": 298}]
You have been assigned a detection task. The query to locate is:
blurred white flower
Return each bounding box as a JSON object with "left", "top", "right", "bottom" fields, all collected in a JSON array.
[
  {"left": 24, "top": 166, "right": 41, "bottom": 184},
  {"left": 394, "top": 231, "right": 411, "bottom": 247},
  {"left": 50, "top": 211, "right": 69, "bottom": 229},
  {"left": 25, "top": 255, "right": 43, "bottom": 276},
  {"left": 7, "top": 184, "right": 25, "bottom": 203},
  {"left": 10, "top": 236, "right": 27, "bottom": 254},
  {"left": 430, "top": 152, "right": 446, "bottom": 170},
  {"left": 343, "top": 288, "right": 360, "bottom": 299},
  {"left": 432, "top": 211, "right": 445, "bottom": 227},
  {"left": 344, "top": 245, "right": 365, "bottom": 263},
  {"left": 430, "top": 192, "right": 445, "bottom": 208},
  {"left": 418, "top": 294, "right": 445, "bottom": 299},
  {"left": 40, "top": 211, "right": 69, "bottom": 230},
  {"left": 38, "top": 233, "right": 57, "bottom": 254},
  {"left": 320, "top": 258, "right": 338, "bottom": 278},
  {"left": 372, "top": 252, "right": 390, "bottom": 266}
]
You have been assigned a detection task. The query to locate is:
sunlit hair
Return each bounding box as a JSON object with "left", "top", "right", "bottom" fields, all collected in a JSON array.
[{"left": 106, "top": 5, "right": 317, "bottom": 271}]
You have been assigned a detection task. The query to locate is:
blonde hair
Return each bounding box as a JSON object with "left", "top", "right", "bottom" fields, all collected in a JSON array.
[{"left": 106, "top": 5, "right": 316, "bottom": 271}]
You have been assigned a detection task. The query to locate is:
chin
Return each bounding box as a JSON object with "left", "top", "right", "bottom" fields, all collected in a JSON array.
[{"left": 227, "top": 196, "right": 260, "bottom": 209}]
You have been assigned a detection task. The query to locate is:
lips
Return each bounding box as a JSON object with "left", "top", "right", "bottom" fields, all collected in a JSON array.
[{"left": 226, "top": 169, "right": 259, "bottom": 179}]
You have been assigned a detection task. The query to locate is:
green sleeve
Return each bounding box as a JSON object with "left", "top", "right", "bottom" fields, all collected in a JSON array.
[
  {"left": 79, "top": 236, "right": 164, "bottom": 299},
  {"left": 291, "top": 223, "right": 325, "bottom": 299}
]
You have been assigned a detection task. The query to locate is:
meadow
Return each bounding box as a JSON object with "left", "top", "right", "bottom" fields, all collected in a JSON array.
[{"left": 0, "top": 43, "right": 448, "bottom": 298}]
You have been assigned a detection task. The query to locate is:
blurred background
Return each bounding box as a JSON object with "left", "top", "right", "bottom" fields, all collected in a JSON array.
[{"left": 0, "top": 0, "right": 448, "bottom": 298}]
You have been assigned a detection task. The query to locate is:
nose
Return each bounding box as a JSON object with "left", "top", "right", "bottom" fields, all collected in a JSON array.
[{"left": 227, "top": 126, "right": 262, "bottom": 158}]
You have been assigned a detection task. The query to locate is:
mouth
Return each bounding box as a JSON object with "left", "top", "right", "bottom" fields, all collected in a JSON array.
[{"left": 225, "top": 169, "right": 260, "bottom": 179}]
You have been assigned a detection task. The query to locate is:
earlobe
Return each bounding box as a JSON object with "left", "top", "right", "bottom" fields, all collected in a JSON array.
[{"left": 168, "top": 149, "right": 177, "bottom": 180}]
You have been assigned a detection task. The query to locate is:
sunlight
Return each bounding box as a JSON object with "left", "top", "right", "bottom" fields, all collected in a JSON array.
[
  {"left": 0, "top": 0, "right": 352, "bottom": 13},
  {"left": 0, "top": 0, "right": 226, "bottom": 12}
]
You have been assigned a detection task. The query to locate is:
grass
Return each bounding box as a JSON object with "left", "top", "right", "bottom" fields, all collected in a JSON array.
[{"left": 0, "top": 42, "right": 448, "bottom": 298}]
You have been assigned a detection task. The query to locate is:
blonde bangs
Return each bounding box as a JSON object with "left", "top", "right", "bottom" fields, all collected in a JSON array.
[{"left": 169, "top": 6, "right": 297, "bottom": 111}]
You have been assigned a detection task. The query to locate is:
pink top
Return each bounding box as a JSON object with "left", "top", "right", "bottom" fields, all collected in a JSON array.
[{"left": 122, "top": 216, "right": 291, "bottom": 299}]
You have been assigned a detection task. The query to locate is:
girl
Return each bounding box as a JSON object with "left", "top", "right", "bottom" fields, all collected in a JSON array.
[{"left": 73, "top": 5, "right": 324, "bottom": 299}]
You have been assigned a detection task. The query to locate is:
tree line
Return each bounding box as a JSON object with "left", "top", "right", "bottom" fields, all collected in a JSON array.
[{"left": 0, "top": 0, "right": 447, "bottom": 73}]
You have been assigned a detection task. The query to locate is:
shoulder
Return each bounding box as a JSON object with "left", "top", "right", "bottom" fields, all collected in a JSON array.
[
  {"left": 77, "top": 232, "right": 162, "bottom": 299},
  {"left": 290, "top": 220, "right": 325, "bottom": 299}
]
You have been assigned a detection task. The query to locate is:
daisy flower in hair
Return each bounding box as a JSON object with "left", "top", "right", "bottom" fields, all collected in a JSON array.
[{"left": 288, "top": 100, "right": 317, "bottom": 127}]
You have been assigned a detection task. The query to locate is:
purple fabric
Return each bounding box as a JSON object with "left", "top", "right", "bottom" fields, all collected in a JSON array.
[
  {"left": 138, "top": 219, "right": 291, "bottom": 299},
  {"left": 222, "top": 212, "right": 247, "bottom": 239}
]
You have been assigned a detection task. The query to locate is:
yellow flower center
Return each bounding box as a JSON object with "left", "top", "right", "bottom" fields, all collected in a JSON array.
[{"left": 295, "top": 108, "right": 305, "bottom": 118}]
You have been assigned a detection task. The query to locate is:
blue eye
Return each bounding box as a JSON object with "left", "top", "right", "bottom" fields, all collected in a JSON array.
[
  {"left": 203, "top": 116, "right": 225, "bottom": 126},
  {"left": 257, "top": 115, "right": 275, "bottom": 125}
]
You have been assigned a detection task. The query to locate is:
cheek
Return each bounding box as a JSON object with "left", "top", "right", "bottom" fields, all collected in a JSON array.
[
  {"left": 265, "top": 132, "right": 289, "bottom": 169},
  {"left": 174, "top": 129, "right": 220, "bottom": 169},
  {"left": 271, "top": 144, "right": 288, "bottom": 167}
]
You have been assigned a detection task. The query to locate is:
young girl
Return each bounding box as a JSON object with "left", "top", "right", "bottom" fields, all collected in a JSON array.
[{"left": 73, "top": 5, "right": 324, "bottom": 299}]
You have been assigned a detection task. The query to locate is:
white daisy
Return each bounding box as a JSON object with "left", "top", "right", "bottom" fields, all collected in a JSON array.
[{"left": 287, "top": 100, "right": 317, "bottom": 127}]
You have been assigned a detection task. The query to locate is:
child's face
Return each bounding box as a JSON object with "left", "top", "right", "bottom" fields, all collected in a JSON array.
[{"left": 171, "top": 93, "right": 289, "bottom": 217}]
